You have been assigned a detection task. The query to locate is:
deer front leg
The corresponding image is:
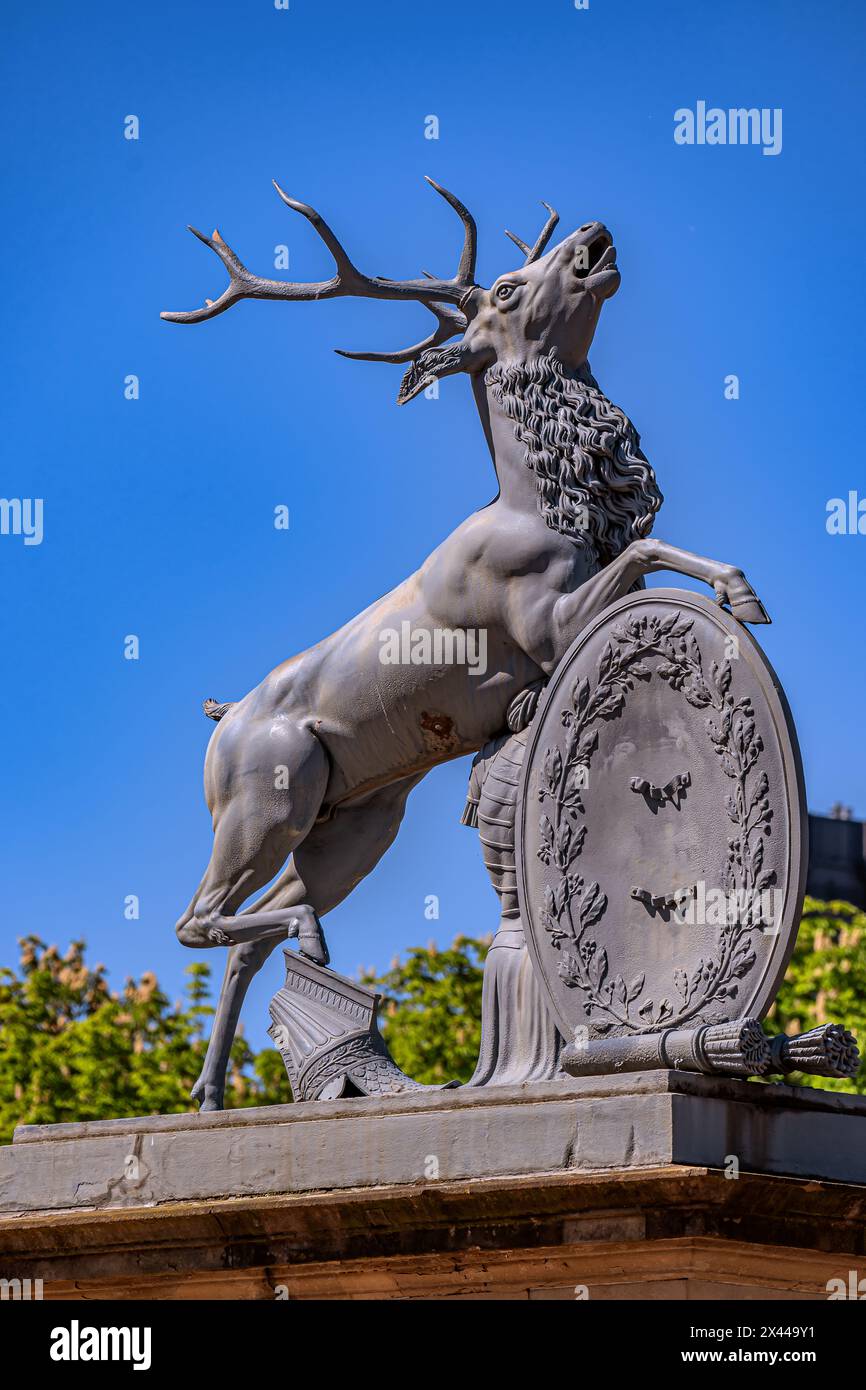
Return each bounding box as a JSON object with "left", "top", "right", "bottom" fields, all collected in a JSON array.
[
  {"left": 551, "top": 538, "right": 769, "bottom": 662},
  {"left": 636, "top": 539, "right": 770, "bottom": 624}
]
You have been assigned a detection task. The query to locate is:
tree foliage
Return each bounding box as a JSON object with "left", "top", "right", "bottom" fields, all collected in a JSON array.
[
  {"left": 360, "top": 936, "right": 489, "bottom": 1085},
  {"left": 1, "top": 901, "right": 865, "bottom": 1144},
  {"left": 0, "top": 938, "right": 285, "bottom": 1144},
  {"left": 766, "top": 897, "right": 866, "bottom": 1093}
]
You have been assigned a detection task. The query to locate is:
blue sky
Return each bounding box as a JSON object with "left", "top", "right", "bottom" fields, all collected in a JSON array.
[{"left": 3, "top": 0, "right": 865, "bottom": 1047}]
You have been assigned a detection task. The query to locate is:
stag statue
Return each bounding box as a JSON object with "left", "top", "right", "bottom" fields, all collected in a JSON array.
[{"left": 162, "top": 178, "right": 769, "bottom": 1110}]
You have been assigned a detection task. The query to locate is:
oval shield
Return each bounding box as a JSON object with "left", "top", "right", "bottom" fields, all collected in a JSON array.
[{"left": 517, "top": 588, "right": 807, "bottom": 1047}]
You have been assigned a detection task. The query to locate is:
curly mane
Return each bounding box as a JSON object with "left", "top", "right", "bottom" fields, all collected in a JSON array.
[{"left": 485, "top": 354, "right": 662, "bottom": 566}]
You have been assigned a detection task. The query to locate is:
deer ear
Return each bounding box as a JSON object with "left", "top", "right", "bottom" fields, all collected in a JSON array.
[{"left": 397, "top": 342, "right": 473, "bottom": 405}]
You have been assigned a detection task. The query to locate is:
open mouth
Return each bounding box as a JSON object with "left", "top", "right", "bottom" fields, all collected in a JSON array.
[{"left": 575, "top": 231, "right": 616, "bottom": 279}]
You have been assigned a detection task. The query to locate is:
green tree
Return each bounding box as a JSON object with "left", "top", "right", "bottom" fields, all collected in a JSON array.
[
  {"left": 361, "top": 935, "right": 488, "bottom": 1084},
  {"left": 0, "top": 937, "right": 285, "bottom": 1145},
  {"left": 765, "top": 896, "right": 866, "bottom": 1093}
]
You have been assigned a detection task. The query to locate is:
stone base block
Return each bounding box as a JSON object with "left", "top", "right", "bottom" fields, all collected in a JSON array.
[{"left": 1, "top": 1071, "right": 864, "bottom": 1300}]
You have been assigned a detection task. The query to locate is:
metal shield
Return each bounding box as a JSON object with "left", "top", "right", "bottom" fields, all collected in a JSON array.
[{"left": 517, "top": 589, "right": 807, "bottom": 1045}]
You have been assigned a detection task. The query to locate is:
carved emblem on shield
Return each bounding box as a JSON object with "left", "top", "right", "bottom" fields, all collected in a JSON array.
[{"left": 516, "top": 589, "right": 861, "bottom": 1079}]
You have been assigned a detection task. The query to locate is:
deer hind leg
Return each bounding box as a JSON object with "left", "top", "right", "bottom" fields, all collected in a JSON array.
[
  {"left": 191, "top": 937, "right": 285, "bottom": 1111},
  {"left": 190, "top": 775, "right": 423, "bottom": 1111},
  {"left": 175, "top": 720, "right": 330, "bottom": 955}
]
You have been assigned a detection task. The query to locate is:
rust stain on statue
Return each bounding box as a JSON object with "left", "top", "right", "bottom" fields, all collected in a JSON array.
[{"left": 420, "top": 710, "right": 456, "bottom": 754}]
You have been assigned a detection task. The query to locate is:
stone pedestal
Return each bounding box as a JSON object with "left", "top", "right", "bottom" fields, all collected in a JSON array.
[{"left": 1, "top": 1071, "right": 865, "bottom": 1299}]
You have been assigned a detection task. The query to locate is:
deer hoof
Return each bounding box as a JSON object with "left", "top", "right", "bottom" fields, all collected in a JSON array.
[
  {"left": 730, "top": 595, "right": 771, "bottom": 625},
  {"left": 291, "top": 909, "right": 330, "bottom": 967},
  {"left": 713, "top": 570, "right": 771, "bottom": 626},
  {"left": 191, "top": 1077, "right": 224, "bottom": 1112}
]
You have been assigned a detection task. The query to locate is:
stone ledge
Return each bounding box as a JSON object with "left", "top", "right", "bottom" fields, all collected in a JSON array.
[
  {"left": 11, "top": 1067, "right": 866, "bottom": 1146},
  {"left": 1, "top": 1168, "right": 865, "bottom": 1299},
  {"left": 3, "top": 1072, "right": 866, "bottom": 1299},
  {"left": 2, "top": 1071, "right": 865, "bottom": 1223}
]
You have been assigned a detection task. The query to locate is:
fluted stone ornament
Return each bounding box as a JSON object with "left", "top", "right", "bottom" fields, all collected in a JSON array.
[
  {"left": 769, "top": 1023, "right": 859, "bottom": 1079},
  {"left": 268, "top": 952, "right": 450, "bottom": 1102}
]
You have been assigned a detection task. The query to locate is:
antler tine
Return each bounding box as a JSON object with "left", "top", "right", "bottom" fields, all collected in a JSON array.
[
  {"left": 335, "top": 302, "right": 467, "bottom": 364},
  {"left": 162, "top": 179, "right": 478, "bottom": 325},
  {"left": 504, "top": 229, "right": 532, "bottom": 257},
  {"left": 424, "top": 176, "right": 477, "bottom": 285},
  {"left": 526, "top": 202, "right": 559, "bottom": 263},
  {"left": 503, "top": 201, "right": 560, "bottom": 267},
  {"left": 271, "top": 180, "right": 367, "bottom": 288},
  {"left": 160, "top": 226, "right": 258, "bottom": 324}
]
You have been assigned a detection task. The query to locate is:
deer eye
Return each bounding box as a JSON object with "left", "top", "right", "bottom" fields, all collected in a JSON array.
[{"left": 495, "top": 282, "right": 517, "bottom": 301}]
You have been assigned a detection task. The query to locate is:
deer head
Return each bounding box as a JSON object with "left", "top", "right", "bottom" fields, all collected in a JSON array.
[{"left": 161, "top": 179, "right": 619, "bottom": 405}]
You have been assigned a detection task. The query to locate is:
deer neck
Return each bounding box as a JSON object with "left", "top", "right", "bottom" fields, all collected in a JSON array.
[
  {"left": 471, "top": 370, "right": 534, "bottom": 510},
  {"left": 471, "top": 357, "right": 596, "bottom": 512}
]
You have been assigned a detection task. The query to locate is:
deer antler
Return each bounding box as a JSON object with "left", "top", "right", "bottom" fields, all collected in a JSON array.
[
  {"left": 335, "top": 300, "right": 467, "bottom": 364},
  {"left": 504, "top": 202, "right": 560, "bottom": 265},
  {"left": 161, "top": 177, "right": 477, "bottom": 327}
]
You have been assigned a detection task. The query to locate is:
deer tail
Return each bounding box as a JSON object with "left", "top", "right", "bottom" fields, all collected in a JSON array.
[{"left": 203, "top": 698, "right": 235, "bottom": 722}]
